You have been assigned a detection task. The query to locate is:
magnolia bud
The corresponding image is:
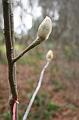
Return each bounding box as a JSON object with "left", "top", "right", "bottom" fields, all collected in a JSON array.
[
  {"left": 46, "top": 50, "right": 53, "bottom": 61},
  {"left": 37, "top": 16, "right": 52, "bottom": 40}
]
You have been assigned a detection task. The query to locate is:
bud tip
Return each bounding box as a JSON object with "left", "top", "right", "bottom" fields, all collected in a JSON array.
[
  {"left": 37, "top": 16, "right": 52, "bottom": 40},
  {"left": 46, "top": 50, "right": 53, "bottom": 61}
]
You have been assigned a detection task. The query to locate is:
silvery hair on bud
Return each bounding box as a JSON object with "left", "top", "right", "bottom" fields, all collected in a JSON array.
[
  {"left": 37, "top": 16, "right": 52, "bottom": 40},
  {"left": 46, "top": 50, "right": 53, "bottom": 61}
]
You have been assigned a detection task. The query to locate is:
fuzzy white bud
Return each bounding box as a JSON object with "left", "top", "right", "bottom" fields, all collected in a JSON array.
[
  {"left": 37, "top": 16, "right": 52, "bottom": 40},
  {"left": 46, "top": 50, "right": 53, "bottom": 61}
]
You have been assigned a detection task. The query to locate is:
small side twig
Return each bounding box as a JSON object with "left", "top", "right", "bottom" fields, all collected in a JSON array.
[
  {"left": 13, "top": 37, "right": 44, "bottom": 63},
  {"left": 23, "top": 50, "right": 53, "bottom": 120},
  {"left": 23, "top": 61, "right": 49, "bottom": 120},
  {"left": 13, "top": 16, "right": 52, "bottom": 63}
]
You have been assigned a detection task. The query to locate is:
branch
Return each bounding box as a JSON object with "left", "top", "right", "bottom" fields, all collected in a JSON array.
[
  {"left": 23, "top": 50, "right": 53, "bottom": 120},
  {"left": 23, "top": 61, "right": 50, "bottom": 120},
  {"left": 2, "top": 0, "right": 12, "bottom": 61},
  {"left": 13, "top": 37, "right": 45, "bottom": 63},
  {"left": 13, "top": 16, "right": 53, "bottom": 63},
  {"left": 9, "top": 0, "right": 18, "bottom": 120},
  {"left": 2, "top": 0, "right": 17, "bottom": 119},
  {"left": 2, "top": 0, "right": 17, "bottom": 97}
]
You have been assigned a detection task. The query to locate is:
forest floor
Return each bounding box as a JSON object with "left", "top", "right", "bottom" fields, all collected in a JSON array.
[{"left": 0, "top": 62, "right": 79, "bottom": 120}]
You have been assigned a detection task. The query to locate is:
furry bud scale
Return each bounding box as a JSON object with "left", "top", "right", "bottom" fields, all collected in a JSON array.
[{"left": 37, "top": 16, "right": 52, "bottom": 40}]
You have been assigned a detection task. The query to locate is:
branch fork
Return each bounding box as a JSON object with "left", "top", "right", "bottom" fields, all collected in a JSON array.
[{"left": 2, "top": 0, "right": 53, "bottom": 119}]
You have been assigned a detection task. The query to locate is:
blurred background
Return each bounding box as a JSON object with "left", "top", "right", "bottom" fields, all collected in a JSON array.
[{"left": 0, "top": 0, "right": 79, "bottom": 119}]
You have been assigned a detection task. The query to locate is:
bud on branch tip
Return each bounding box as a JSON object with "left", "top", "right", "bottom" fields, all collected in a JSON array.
[
  {"left": 46, "top": 50, "right": 53, "bottom": 61},
  {"left": 37, "top": 16, "right": 52, "bottom": 40},
  {"left": 13, "top": 16, "right": 52, "bottom": 63}
]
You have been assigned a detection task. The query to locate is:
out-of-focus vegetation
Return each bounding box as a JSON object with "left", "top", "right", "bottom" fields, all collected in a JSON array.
[
  {"left": 0, "top": 0, "right": 79, "bottom": 64},
  {"left": 3, "top": 91, "right": 60, "bottom": 120},
  {"left": 0, "top": 0, "right": 79, "bottom": 119}
]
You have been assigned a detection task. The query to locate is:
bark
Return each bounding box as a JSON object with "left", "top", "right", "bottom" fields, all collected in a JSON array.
[{"left": 2, "top": 0, "right": 17, "bottom": 119}]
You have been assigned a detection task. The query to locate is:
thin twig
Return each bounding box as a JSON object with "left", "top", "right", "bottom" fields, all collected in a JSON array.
[
  {"left": 13, "top": 37, "right": 45, "bottom": 63},
  {"left": 23, "top": 61, "right": 50, "bottom": 120}
]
